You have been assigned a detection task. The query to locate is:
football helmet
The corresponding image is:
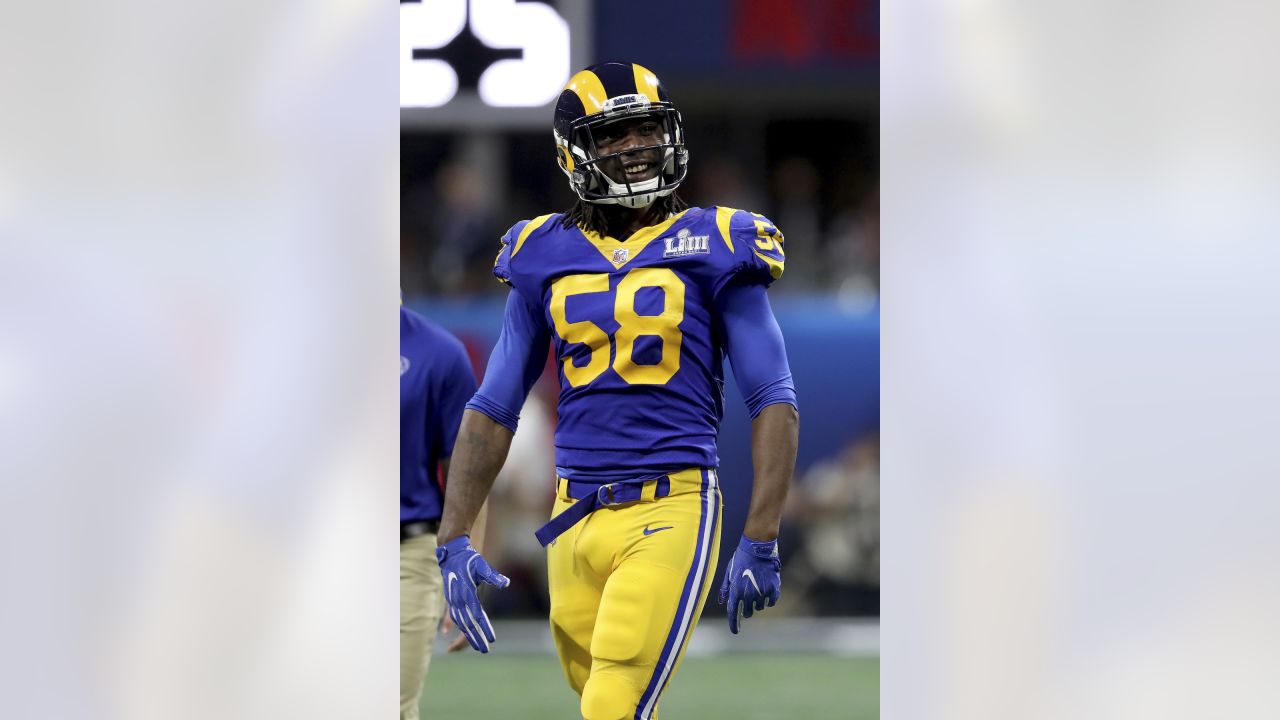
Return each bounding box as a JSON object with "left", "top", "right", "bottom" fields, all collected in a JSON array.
[{"left": 553, "top": 61, "right": 688, "bottom": 209}]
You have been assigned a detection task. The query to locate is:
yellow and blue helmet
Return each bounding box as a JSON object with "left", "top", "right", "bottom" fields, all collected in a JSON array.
[{"left": 553, "top": 61, "right": 688, "bottom": 209}]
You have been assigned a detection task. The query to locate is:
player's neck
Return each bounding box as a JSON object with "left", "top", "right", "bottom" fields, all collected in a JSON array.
[{"left": 604, "top": 202, "right": 667, "bottom": 240}]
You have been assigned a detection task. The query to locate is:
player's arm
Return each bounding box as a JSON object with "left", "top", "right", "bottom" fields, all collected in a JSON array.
[
  {"left": 715, "top": 279, "right": 799, "bottom": 633},
  {"left": 744, "top": 402, "right": 799, "bottom": 541},
  {"left": 433, "top": 344, "right": 500, "bottom": 651},
  {"left": 438, "top": 454, "right": 491, "bottom": 652},
  {"left": 433, "top": 339, "right": 479, "bottom": 541},
  {"left": 435, "top": 288, "right": 549, "bottom": 652},
  {"left": 437, "top": 459, "right": 492, "bottom": 561},
  {"left": 438, "top": 411, "right": 512, "bottom": 543},
  {"left": 440, "top": 284, "right": 549, "bottom": 540},
  {"left": 440, "top": 454, "right": 490, "bottom": 565}
]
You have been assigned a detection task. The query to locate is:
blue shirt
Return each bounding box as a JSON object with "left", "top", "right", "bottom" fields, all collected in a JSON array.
[
  {"left": 401, "top": 307, "right": 477, "bottom": 522},
  {"left": 466, "top": 205, "right": 797, "bottom": 485}
]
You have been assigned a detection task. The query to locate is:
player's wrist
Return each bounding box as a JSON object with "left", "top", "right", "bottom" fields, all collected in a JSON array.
[
  {"left": 436, "top": 524, "right": 471, "bottom": 546},
  {"left": 741, "top": 522, "right": 780, "bottom": 543},
  {"left": 436, "top": 534, "right": 473, "bottom": 560},
  {"left": 738, "top": 535, "right": 779, "bottom": 558}
]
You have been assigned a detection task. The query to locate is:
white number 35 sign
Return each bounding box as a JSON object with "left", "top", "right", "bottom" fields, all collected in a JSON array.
[{"left": 401, "top": 0, "right": 571, "bottom": 108}]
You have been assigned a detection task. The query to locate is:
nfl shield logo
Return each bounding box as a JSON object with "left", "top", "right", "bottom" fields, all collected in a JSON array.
[{"left": 611, "top": 247, "right": 629, "bottom": 265}]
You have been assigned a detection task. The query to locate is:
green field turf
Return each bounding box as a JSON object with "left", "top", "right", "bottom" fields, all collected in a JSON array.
[{"left": 421, "top": 652, "right": 878, "bottom": 719}]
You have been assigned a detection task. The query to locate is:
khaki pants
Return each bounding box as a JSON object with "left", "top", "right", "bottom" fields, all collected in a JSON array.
[{"left": 401, "top": 533, "right": 445, "bottom": 720}]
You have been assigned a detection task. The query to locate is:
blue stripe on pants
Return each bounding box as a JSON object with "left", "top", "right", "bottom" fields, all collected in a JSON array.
[{"left": 634, "top": 468, "right": 718, "bottom": 719}]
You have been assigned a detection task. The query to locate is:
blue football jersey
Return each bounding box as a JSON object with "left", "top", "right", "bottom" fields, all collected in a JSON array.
[
  {"left": 489, "top": 206, "right": 787, "bottom": 484},
  {"left": 401, "top": 307, "right": 477, "bottom": 522}
]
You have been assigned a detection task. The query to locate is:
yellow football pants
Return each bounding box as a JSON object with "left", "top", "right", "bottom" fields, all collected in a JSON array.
[{"left": 547, "top": 467, "right": 723, "bottom": 720}]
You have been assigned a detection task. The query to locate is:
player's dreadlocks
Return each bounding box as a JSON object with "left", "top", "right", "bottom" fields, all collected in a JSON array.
[{"left": 561, "top": 193, "right": 689, "bottom": 238}]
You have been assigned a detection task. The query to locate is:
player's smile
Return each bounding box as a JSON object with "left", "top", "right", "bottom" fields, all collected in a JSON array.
[
  {"left": 593, "top": 116, "right": 665, "bottom": 185},
  {"left": 620, "top": 154, "right": 660, "bottom": 182},
  {"left": 599, "top": 146, "right": 661, "bottom": 185}
]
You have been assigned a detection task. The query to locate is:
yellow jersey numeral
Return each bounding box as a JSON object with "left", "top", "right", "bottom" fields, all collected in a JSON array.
[
  {"left": 548, "top": 268, "right": 685, "bottom": 387},
  {"left": 549, "top": 273, "right": 612, "bottom": 387},
  {"left": 752, "top": 214, "right": 785, "bottom": 254},
  {"left": 614, "top": 268, "right": 685, "bottom": 385}
]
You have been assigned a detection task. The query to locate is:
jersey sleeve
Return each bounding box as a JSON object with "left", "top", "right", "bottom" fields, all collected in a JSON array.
[
  {"left": 493, "top": 214, "right": 559, "bottom": 289},
  {"left": 712, "top": 207, "right": 787, "bottom": 296},
  {"left": 491, "top": 221, "right": 525, "bottom": 287},
  {"left": 716, "top": 279, "right": 797, "bottom": 418},
  {"left": 465, "top": 288, "right": 551, "bottom": 432}
]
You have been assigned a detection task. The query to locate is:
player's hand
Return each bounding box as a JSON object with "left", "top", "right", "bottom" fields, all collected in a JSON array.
[
  {"left": 436, "top": 535, "right": 509, "bottom": 653},
  {"left": 717, "top": 535, "right": 782, "bottom": 634}
]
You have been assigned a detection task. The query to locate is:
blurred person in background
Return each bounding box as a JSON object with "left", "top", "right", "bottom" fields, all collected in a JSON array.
[
  {"left": 428, "top": 162, "right": 500, "bottom": 295},
  {"left": 432, "top": 61, "right": 800, "bottom": 719},
  {"left": 399, "top": 302, "right": 482, "bottom": 720},
  {"left": 783, "top": 432, "right": 880, "bottom": 615},
  {"left": 401, "top": 159, "right": 501, "bottom": 296}
]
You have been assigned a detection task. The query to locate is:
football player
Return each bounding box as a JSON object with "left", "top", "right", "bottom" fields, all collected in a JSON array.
[
  {"left": 436, "top": 61, "right": 799, "bottom": 720},
  {"left": 399, "top": 302, "right": 486, "bottom": 720}
]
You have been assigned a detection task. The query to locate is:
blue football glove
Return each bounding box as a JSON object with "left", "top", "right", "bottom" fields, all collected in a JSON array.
[
  {"left": 717, "top": 535, "right": 782, "bottom": 634},
  {"left": 436, "top": 535, "right": 510, "bottom": 653}
]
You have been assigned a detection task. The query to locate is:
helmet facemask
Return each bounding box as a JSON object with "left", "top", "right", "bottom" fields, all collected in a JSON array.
[{"left": 555, "top": 103, "right": 688, "bottom": 209}]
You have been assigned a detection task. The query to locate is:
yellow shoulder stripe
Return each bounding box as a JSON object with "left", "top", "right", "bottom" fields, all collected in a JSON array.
[
  {"left": 512, "top": 214, "right": 555, "bottom": 258},
  {"left": 752, "top": 250, "right": 785, "bottom": 280},
  {"left": 714, "top": 206, "right": 738, "bottom": 254}
]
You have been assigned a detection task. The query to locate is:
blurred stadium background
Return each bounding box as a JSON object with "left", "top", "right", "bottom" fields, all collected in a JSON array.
[{"left": 402, "top": 1, "right": 878, "bottom": 716}]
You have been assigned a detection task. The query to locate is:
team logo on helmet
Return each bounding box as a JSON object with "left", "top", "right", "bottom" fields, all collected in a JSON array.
[{"left": 600, "top": 94, "right": 649, "bottom": 112}]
